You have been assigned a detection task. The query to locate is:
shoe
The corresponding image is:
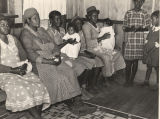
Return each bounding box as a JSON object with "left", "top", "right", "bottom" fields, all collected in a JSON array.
[
  {"left": 141, "top": 81, "right": 149, "bottom": 87},
  {"left": 83, "top": 88, "right": 94, "bottom": 98},
  {"left": 81, "top": 88, "right": 92, "bottom": 100},
  {"left": 150, "top": 84, "right": 158, "bottom": 91},
  {"left": 86, "top": 87, "right": 99, "bottom": 95},
  {"left": 123, "top": 82, "right": 131, "bottom": 87}
]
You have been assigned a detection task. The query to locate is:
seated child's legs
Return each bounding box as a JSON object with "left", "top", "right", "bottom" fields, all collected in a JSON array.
[
  {"left": 145, "top": 66, "right": 152, "bottom": 83},
  {"left": 154, "top": 66, "right": 159, "bottom": 84}
]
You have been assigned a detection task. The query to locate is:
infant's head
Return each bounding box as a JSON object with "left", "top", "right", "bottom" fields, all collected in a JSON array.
[
  {"left": 67, "top": 23, "right": 75, "bottom": 35},
  {"left": 104, "top": 18, "right": 113, "bottom": 27}
]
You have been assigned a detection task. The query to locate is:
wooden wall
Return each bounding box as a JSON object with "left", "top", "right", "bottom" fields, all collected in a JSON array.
[
  {"left": 0, "top": 0, "right": 7, "bottom": 13},
  {"left": 67, "top": 0, "right": 132, "bottom": 20},
  {"left": 5, "top": 0, "right": 159, "bottom": 22}
]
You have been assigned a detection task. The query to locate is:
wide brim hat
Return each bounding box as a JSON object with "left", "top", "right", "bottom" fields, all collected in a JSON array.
[{"left": 86, "top": 6, "right": 100, "bottom": 15}]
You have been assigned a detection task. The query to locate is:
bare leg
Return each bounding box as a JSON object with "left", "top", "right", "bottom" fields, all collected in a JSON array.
[
  {"left": 124, "top": 60, "right": 132, "bottom": 86},
  {"left": 87, "top": 67, "right": 101, "bottom": 94},
  {"left": 28, "top": 107, "right": 43, "bottom": 119},
  {"left": 142, "top": 66, "right": 152, "bottom": 86},
  {"left": 154, "top": 66, "right": 159, "bottom": 84},
  {"left": 36, "top": 105, "right": 43, "bottom": 116},
  {"left": 130, "top": 60, "right": 138, "bottom": 85}
]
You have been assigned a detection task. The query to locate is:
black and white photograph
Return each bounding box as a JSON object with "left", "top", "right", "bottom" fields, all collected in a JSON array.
[{"left": 0, "top": 0, "right": 159, "bottom": 119}]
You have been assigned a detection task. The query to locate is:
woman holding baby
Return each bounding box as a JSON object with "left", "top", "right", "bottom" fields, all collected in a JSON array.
[
  {"left": 82, "top": 6, "right": 126, "bottom": 79},
  {"left": 20, "top": 8, "right": 96, "bottom": 116}
]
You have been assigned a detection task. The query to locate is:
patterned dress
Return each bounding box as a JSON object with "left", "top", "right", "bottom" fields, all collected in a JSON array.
[
  {"left": 21, "top": 25, "right": 81, "bottom": 104},
  {"left": 0, "top": 35, "right": 50, "bottom": 112},
  {"left": 82, "top": 22, "right": 126, "bottom": 77},
  {"left": 123, "top": 9, "right": 150, "bottom": 60},
  {"left": 47, "top": 26, "right": 65, "bottom": 45},
  {"left": 143, "top": 27, "right": 159, "bottom": 66}
]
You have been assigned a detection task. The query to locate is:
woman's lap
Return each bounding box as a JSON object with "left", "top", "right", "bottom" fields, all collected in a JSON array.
[
  {"left": 36, "top": 63, "right": 81, "bottom": 104},
  {"left": 0, "top": 72, "right": 50, "bottom": 112}
]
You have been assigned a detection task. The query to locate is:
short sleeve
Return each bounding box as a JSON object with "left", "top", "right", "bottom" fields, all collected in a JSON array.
[
  {"left": 143, "top": 12, "right": 151, "bottom": 28},
  {"left": 63, "top": 33, "right": 69, "bottom": 40},
  {"left": 123, "top": 12, "right": 129, "bottom": 27},
  {"left": 75, "top": 33, "right": 80, "bottom": 42}
]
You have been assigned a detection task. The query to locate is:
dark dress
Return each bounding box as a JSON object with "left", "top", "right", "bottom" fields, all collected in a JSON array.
[{"left": 143, "top": 28, "right": 159, "bottom": 67}]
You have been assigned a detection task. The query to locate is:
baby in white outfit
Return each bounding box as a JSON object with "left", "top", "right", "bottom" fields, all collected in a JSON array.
[
  {"left": 94, "top": 18, "right": 115, "bottom": 54},
  {"left": 61, "top": 23, "right": 81, "bottom": 59}
]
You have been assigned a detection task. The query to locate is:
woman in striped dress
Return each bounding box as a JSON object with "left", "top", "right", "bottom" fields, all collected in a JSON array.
[{"left": 20, "top": 8, "right": 96, "bottom": 116}]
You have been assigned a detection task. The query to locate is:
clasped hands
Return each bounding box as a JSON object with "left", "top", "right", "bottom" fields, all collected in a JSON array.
[
  {"left": 97, "top": 33, "right": 111, "bottom": 43},
  {"left": 67, "top": 38, "right": 77, "bottom": 44},
  {"left": 123, "top": 26, "right": 147, "bottom": 32},
  {"left": 44, "top": 54, "right": 62, "bottom": 66},
  {"left": 10, "top": 63, "right": 27, "bottom": 76}
]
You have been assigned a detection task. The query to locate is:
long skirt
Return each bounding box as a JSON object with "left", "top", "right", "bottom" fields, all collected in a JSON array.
[
  {"left": 36, "top": 61, "right": 81, "bottom": 104},
  {"left": 0, "top": 72, "right": 51, "bottom": 112},
  {"left": 62, "top": 54, "right": 103, "bottom": 76},
  {"left": 90, "top": 50, "right": 126, "bottom": 77}
]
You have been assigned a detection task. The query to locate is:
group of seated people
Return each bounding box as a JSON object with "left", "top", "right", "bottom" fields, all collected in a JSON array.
[{"left": 0, "top": 6, "right": 126, "bottom": 119}]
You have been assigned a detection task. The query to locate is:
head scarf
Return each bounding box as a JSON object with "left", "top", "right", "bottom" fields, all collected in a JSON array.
[{"left": 23, "top": 8, "right": 38, "bottom": 21}]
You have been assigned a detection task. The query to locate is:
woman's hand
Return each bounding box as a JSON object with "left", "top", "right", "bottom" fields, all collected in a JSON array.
[
  {"left": 67, "top": 38, "right": 76, "bottom": 44},
  {"left": 102, "top": 33, "right": 111, "bottom": 39},
  {"left": 42, "top": 57, "right": 61, "bottom": 66},
  {"left": 53, "top": 51, "right": 61, "bottom": 56},
  {"left": 97, "top": 33, "right": 110, "bottom": 43},
  {"left": 10, "top": 65, "right": 26, "bottom": 76}
]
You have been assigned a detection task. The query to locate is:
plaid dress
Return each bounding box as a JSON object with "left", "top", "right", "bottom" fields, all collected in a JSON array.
[{"left": 123, "top": 9, "right": 150, "bottom": 60}]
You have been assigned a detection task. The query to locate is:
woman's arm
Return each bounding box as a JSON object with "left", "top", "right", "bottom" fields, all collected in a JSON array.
[
  {"left": 0, "top": 64, "right": 11, "bottom": 73},
  {"left": 21, "top": 31, "right": 61, "bottom": 65},
  {"left": 97, "top": 33, "right": 110, "bottom": 42},
  {"left": 82, "top": 24, "right": 92, "bottom": 50},
  {"left": 0, "top": 64, "right": 26, "bottom": 75},
  {"left": 14, "top": 36, "right": 27, "bottom": 61},
  {"left": 21, "top": 34, "right": 41, "bottom": 63}
]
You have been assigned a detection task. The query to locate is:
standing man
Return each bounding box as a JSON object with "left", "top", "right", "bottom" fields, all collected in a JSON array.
[{"left": 123, "top": 0, "right": 150, "bottom": 86}]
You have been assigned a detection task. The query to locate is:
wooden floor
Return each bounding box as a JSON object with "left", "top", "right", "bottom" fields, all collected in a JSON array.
[
  {"left": 0, "top": 69, "right": 158, "bottom": 119},
  {"left": 88, "top": 81, "right": 158, "bottom": 119}
]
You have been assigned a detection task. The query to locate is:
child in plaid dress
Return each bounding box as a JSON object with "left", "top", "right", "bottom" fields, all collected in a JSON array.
[
  {"left": 142, "top": 10, "right": 159, "bottom": 88},
  {"left": 123, "top": 0, "right": 150, "bottom": 86}
]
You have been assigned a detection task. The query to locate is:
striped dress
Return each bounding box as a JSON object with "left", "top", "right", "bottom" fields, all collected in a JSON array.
[
  {"left": 123, "top": 9, "right": 150, "bottom": 60},
  {"left": 21, "top": 25, "right": 81, "bottom": 104}
]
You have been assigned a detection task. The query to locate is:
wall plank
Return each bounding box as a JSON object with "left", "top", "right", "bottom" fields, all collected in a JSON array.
[
  {"left": 66, "top": 0, "right": 132, "bottom": 20},
  {"left": 0, "top": 0, "right": 7, "bottom": 13}
]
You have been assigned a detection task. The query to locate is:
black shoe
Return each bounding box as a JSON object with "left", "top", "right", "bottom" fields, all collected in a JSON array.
[
  {"left": 141, "top": 81, "right": 149, "bottom": 87},
  {"left": 123, "top": 82, "right": 133, "bottom": 87}
]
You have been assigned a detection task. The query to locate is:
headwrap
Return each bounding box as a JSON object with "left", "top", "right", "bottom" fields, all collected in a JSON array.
[{"left": 23, "top": 8, "right": 38, "bottom": 21}]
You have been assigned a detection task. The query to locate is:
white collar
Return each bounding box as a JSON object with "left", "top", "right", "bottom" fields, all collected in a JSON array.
[{"left": 152, "top": 26, "right": 160, "bottom": 32}]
